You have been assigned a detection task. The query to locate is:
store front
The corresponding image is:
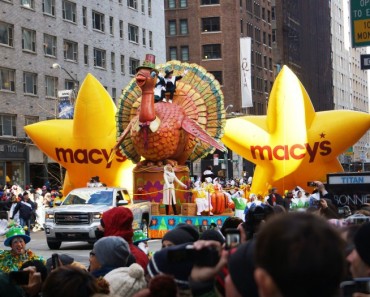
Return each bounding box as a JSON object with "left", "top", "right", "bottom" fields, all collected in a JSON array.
[{"left": 0, "top": 139, "right": 27, "bottom": 187}]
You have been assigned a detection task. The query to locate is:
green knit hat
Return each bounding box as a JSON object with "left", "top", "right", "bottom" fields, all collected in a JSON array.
[
  {"left": 133, "top": 230, "right": 149, "bottom": 244},
  {"left": 4, "top": 226, "right": 30, "bottom": 247}
]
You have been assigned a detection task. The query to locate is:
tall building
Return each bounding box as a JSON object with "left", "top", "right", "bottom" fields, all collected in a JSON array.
[
  {"left": 165, "top": 0, "right": 274, "bottom": 177},
  {"left": 0, "top": 0, "right": 165, "bottom": 187},
  {"left": 272, "top": 0, "right": 369, "bottom": 168}
]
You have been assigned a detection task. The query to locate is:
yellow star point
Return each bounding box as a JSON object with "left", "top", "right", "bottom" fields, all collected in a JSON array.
[
  {"left": 24, "top": 74, "right": 134, "bottom": 194},
  {"left": 222, "top": 66, "right": 370, "bottom": 194}
]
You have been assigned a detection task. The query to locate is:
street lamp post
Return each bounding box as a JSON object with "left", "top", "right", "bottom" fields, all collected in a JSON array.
[{"left": 52, "top": 63, "right": 79, "bottom": 98}]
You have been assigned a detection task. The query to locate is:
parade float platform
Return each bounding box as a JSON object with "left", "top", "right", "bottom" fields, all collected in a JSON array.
[{"left": 149, "top": 214, "right": 232, "bottom": 239}]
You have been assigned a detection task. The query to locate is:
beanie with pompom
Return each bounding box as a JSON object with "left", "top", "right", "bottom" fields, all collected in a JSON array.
[{"left": 104, "top": 263, "right": 147, "bottom": 297}]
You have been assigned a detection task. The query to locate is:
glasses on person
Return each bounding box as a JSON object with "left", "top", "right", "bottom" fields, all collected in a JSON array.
[{"left": 89, "top": 251, "right": 95, "bottom": 257}]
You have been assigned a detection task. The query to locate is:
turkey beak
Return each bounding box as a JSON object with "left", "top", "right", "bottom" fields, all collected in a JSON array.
[{"left": 136, "top": 73, "right": 147, "bottom": 87}]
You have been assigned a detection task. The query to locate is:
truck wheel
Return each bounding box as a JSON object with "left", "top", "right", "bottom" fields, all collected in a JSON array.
[
  {"left": 141, "top": 219, "right": 148, "bottom": 238},
  {"left": 47, "top": 239, "right": 62, "bottom": 250}
]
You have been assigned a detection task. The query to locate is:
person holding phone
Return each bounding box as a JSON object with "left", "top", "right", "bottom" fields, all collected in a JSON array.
[{"left": 0, "top": 225, "right": 44, "bottom": 273}]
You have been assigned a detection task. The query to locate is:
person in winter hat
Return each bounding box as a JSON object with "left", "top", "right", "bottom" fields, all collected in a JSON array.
[
  {"left": 104, "top": 263, "right": 147, "bottom": 297},
  {"left": 100, "top": 207, "right": 149, "bottom": 270},
  {"left": 89, "top": 236, "right": 131, "bottom": 277}
]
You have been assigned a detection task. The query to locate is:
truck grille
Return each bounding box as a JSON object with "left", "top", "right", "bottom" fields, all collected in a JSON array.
[{"left": 55, "top": 212, "right": 91, "bottom": 225}]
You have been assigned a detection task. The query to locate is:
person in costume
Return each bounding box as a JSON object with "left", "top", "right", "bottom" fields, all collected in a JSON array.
[
  {"left": 163, "top": 69, "right": 187, "bottom": 103},
  {"left": 154, "top": 73, "right": 166, "bottom": 103},
  {"left": 163, "top": 164, "right": 187, "bottom": 215},
  {"left": 192, "top": 179, "right": 213, "bottom": 216},
  {"left": 0, "top": 225, "right": 44, "bottom": 272},
  {"left": 203, "top": 177, "right": 215, "bottom": 216}
]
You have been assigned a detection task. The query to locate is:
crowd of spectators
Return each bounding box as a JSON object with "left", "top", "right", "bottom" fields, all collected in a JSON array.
[{"left": 0, "top": 180, "right": 369, "bottom": 297}]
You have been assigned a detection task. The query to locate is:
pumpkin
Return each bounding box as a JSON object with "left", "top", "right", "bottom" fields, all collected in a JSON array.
[{"left": 211, "top": 192, "right": 226, "bottom": 214}]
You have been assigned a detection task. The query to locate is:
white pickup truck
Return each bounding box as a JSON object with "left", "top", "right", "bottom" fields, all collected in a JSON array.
[{"left": 44, "top": 187, "right": 151, "bottom": 249}]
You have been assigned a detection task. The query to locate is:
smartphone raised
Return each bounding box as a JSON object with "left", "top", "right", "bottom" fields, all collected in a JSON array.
[
  {"left": 52, "top": 253, "right": 60, "bottom": 269},
  {"left": 9, "top": 271, "right": 30, "bottom": 285},
  {"left": 340, "top": 278, "right": 370, "bottom": 297},
  {"left": 225, "top": 228, "right": 241, "bottom": 250}
]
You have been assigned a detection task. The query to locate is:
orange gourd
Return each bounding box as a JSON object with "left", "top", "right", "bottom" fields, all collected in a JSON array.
[{"left": 211, "top": 192, "right": 226, "bottom": 214}]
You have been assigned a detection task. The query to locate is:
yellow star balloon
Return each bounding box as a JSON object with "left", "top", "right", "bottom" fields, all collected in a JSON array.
[
  {"left": 222, "top": 66, "right": 370, "bottom": 195},
  {"left": 24, "top": 74, "right": 135, "bottom": 195}
]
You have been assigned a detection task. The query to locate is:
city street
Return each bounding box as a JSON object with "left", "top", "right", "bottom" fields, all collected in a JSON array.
[{"left": 0, "top": 230, "right": 162, "bottom": 268}]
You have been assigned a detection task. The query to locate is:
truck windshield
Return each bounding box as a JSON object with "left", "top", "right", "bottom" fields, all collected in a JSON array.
[{"left": 63, "top": 191, "right": 113, "bottom": 206}]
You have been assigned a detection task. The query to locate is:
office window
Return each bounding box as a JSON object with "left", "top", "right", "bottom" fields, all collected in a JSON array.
[
  {"left": 45, "top": 76, "right": 57, "bottom": 97},
  {"left": 120, "top": 55, "right": 125, "bottom": 73},
  {"left": 93, "top": 48, "right": 106, "bottom": 68},
  {"left": 109, "top": 16, "right": 114, "bottom": 35},
  {"left": 21, "top": 0, "right": 34, "bottom": 9},
  {"left": 22, "top": 28, "right": 36, "bottom": 52},
  {"left": 112, "top": 87, "right": 117, "bottom": 102},
  {"left": 62, "top": 1, "right": 76, "bottom": 23},
  {"left": 149, "top": 30, "right": 153, "bottom": 48},
  {"left": 0, "top": 67, "right": 15, "bottom": 92},
  {"left": 119, "top": 20, "right": 123, "bottom": 38},
  {"left": 142, "top": 28, "right": 146, "bottom": 46},
  {"left": 65, "top": 80, "right": 74, "bottom": 90},
  {"left": 23, "top": 72, "right": 37, "bottom": 95},
  {"left": 263, "top": 32, "right": 266, "bottom": 44},
  {"left": 0, "top": 22, "right": 14, "bottom": 47},
  {"left": 268, "top": 33, "right": 272, "bottom": 46},
  {"left": 255, "top": 27, "right": 261, "bottom": 43},
  {"left": 272, "top": 29, "right": 276, "bottom": 42},
  {"left": 267, "top": 10, "right": 271, "bottom": 22},
  {"left": 246, "top": 0, "right": 252, "bottom": 12},
  {"left": 128, "top": 24, "right": 139, "bottom": 43},
  {"left": 247, "top": 22, "right": 253, "bottom": 37},
  {"left": 202, "top": 17, "right": 220, "bottom": 32},
  {"left": 43, "top": 0, "right": 55, "bottom": 16},
  {"left": 254, "top": 3, "right": 260, "bottom": 18},
  {"left": 168, "top": 0, "right": 175, "bottom": 8},
  {"left": 84, "top": 44, "right": 88, "bottom": 65},
  {"left": 43, "top": 34, "right": 56, "bottom": 56},
  {"left": 92, "top": 11, "right": 105, "bottom": 32},
  {"left": 241, "top": 19, "right": 243, "bottom": 34},
  {"left": 168, "top": 20, "right": 176, "bottom": 35},
  {"left": 180, "top": 0, "right": 187, "bottom": 8},
  {"left": 262, "top": 8, "right": 265, "bottom": 21},
  {"left": 127, "top": 0, "right": 137, "bottom": 9},
  {"left": 181, "top": 46, "right": 189, "bottom": 61},
  {"left": 210, "top": 71, "right": 222, "bottom": 85},
  {"left": 82, "top": 6, "right": 87, "bottom": 26},
  {"left": 271, "top": 7, "right": 275, "bottom": 20},
  {"left": 180, "top": 19, "right": 188, "bottom": 35},
  {"left": 63, "top": 40, "right": 78, "bottom": 61},
  {"left": 0, "top": 114, "right": 16, "bottom": 137},
  {"left": 111, "top": 52, "right": 115, "bottom": 71},
  {"left": 202, "top": 44, "right": 221, "bottom": 59},
  {"left": 169, "top": 47, "right": 177, "bottom": 60},
  {"left": 25, "top": 116, "right": 38, "bottom": 127},
  {"left": 141, "top": 0, "right": 145, "bottom": 13},
  {"left": 148, "top": 0, "right": 152, "bottom": 16},
  {"left": 200, "top": 0, "right": 219, "bottom": 4},
  {"left": 129, "top": 58, "right": 139, "bottom": 75}
]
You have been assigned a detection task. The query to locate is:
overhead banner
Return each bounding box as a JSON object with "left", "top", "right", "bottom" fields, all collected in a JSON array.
[{"left": 240, "top": 37, "right": 253, "bottom": 108}]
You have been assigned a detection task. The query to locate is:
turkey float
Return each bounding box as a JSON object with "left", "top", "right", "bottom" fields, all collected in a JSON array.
[{"left": 110, "top": 54, "right": 226, "bottom": 166}]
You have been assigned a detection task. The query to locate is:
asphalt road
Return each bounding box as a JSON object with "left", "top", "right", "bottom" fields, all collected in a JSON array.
[{"left": 0, "top": 230, "right": 162, "bottom": 268}]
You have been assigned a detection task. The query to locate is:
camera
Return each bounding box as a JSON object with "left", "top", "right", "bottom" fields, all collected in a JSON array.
[
  {"left": 307, "top": 181, "right": 317, "bottom": 187},
  {"left": 167, "top": 244, "right": 220, "bottom": 267},
  {"left": 340, "top": 278, "right": 370, "bottom": 297},
  {"left": 9, "top": 271, "right": 30, "bottom": 285},
  {"left": 225, "top": 228, "right": 241, "bottom": 250}
]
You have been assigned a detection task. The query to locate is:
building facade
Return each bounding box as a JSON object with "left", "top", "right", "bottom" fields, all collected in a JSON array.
[
  {"left": 272, "top": 0, "right": 369, "bottom": 168},
  {"left": 165, "top": 0, "right": 274, "bottom": 178},
  {"left": 0, "top": 0, "right": 165, "bottom": 187}
]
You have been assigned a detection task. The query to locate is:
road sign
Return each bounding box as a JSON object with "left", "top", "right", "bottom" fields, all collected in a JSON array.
[
  {"left": 350, "top": 0, "right": 370, "bottom": 47},
  {"left": 361, "top": 54, "right": 370, "bottom": 69}
]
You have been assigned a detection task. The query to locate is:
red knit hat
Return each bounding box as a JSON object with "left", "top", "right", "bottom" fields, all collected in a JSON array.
[{"left": 102, "top": 207, "right": 134, "bottom": 244}]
